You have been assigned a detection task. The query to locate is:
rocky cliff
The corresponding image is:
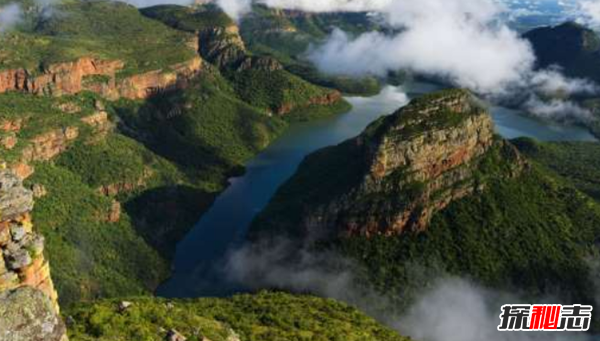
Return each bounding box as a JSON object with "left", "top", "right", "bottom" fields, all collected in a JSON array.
[
  {"left": 252, "top": 89, "right": 526, "bottom": 238},
  {"left": 0, "top": 287, "right": 68, "bottom": 341},
  {"left": 0, "top": 56, "right": 203, "bottom": 100},
  {"left": 198, "top": 25, "right": 283, "bottom": 72},
  {"left": 0, "top": 170, "right": 58, "bottom": 307},
  {"left": 0, "top": 169, "right": 66, "bottom": 340}
]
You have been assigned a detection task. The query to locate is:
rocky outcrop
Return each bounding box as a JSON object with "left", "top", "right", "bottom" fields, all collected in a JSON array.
[
  {"left": 275, "top": 90, "right": 343, "bottom": 116},
  {"left": 0, "top": 58, "right": 124, "bottom": 96},
  {"left": 253, "top": 89, "right": 526, "bottom": 238},
  {"left": 0, "top": 287, "right": 68, "bottom": 341},
  {"left": 0, "top": 170, "right": 59, "bottom": 311},
  {"left": 7, "top": 101, "right": 113, "bottom": 180},
  {"left": 94, "top": 57, "right": 204, "bottom": 100},
  {"left": 0, "top": 56, "right": 203, "bottom": 100},
  {"left": 198, "top": 26, "right": 247, "bottom": 69},
  {"left": 198, "top": 25, "right": 283, "bottom": 72},
  {"left": 20, "top": 127, "right": 79, "bottom": 162}
]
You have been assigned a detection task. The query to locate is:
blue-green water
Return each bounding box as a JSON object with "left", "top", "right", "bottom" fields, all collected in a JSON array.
[{"left": 157, "top": 83, "right": 597, "bottom": 297}]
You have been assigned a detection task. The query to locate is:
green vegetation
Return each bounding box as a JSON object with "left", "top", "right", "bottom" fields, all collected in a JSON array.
[
  {"left": 55, "top": 132, "right": 214, "bottom": 257},
  {"left": 286, "top": 64, "right": 382, "bottom": 96},
  {"left": 226, "top": 69, "right": 344, "bottom": 115},
  {"left": 285, "top": 100, "right": 353, "bottom": 123},
  {"left": 67, "top": 291, "right": 408, "bottom": 341},
  {"left": 26, "top": 162, "right": 168, "bottom": 305},
  {"left": 0, "top": 91, "right": 100, "bottom": 163},
  {"left": 15, "top": 70, "right": 292, "bottom": 305},
  {"left": 0, "top": 0, "right": 195, "bottom": 75},
  {"left": 0, "top": 91, "right": 99, "bottom": 138},
  {"left": 116, "top": 69, "right": 287, "bottom": 186},
  {"left": 141, "top": 4, "right": 234, "bottom": 32},
  {"left": 140, "top": 4, "right": 353, "bottom": 117},
  {"left": 335, "top": 161, "right": 600, "bottom": 309},
  {"left": 256, "top": 137, "right": 600, "bottom": 309},
  {"left": 238, "top": 5, "right": 385, "bottom": 95},
  {"left": 513, "top": 138, "right": 600, "bottom": 200},
  {"left": 0, "top": 0, "right": 354, "bottom": 310},
  {"left": 240, "top": 4, "right": 379, "bottom": 58}
]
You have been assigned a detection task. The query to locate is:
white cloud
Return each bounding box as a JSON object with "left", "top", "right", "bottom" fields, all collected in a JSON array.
[
  {"left": 304, "top": 0, "right": 538, "bottom": 94},
  {"left": 579, "top": 0, "right": 600, "bottom": 27},
  {"left": 530, "top": 67, "right": 599, "bottom": 96},
  {"left": 216, "top": 0, "right": 252, "bottom": 20},
  {"left": 214, "top": 0, "right": 599, "bottom": 123},
  {"left": 524, "top": 96, "right": 595, "bottom": 122},
  {"left": 399, "top": 278, "right": 590, "bottom": 341},
  {"left": 0, "top": 3, "right": 23, "bottom": 33}
]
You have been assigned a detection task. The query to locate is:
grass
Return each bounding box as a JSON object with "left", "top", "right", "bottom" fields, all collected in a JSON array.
[{"left": 67, "top": 291, "right": 409, "bottom": 341}]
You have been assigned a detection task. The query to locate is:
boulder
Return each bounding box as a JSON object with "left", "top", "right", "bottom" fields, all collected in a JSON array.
[
  {"left": 9, "top": 225, "right": 26, "bottom": 242},
  {"left": 5, "top": 249, "right": 32, "bottom": 270},
  {"left": 0, "top": 171, "right": 34, "bottom": 222},
  {"left": 166, "top": 329, "right": 187, "bottom": 341},
  {"left": 118, "top": 301, "right": 133, "bottom": 312},
  {"left": 0, "top": 287, "right": 68, "bottom": 341}
]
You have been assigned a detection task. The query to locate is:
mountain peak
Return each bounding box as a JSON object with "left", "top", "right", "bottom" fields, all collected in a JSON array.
[
  {"left": 252, "top": 89, "right": 525, "bottom": 238},
  {"left": 362, "top": 89, "right": 494, "bottom": 180},
  {"left": 524, "top": 21, "right": 600, "bottom": 79}
]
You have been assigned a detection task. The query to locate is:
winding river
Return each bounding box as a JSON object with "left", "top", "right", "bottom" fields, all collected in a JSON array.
[{"left": 157, "top": 82, "right": 597, "bottom": 298}]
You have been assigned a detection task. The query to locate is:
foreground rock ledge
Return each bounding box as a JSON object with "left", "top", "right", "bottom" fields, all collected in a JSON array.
[{"left": 0, "top": 287, "right": 68, "bottom": 341}]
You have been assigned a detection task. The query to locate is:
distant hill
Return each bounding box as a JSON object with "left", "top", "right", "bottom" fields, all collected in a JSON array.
[{"left": 524, "top": 22, "right": 600, "bottom": 82}]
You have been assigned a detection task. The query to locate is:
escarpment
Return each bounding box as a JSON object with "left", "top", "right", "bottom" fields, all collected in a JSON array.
[
  {"left": 252, "top": 89, "right": 527, "bottom": 238},
  {"left": 0, "top": 56, "right": 203, "bottom": 100}
]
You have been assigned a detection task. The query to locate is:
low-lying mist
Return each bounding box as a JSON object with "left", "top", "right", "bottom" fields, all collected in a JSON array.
[{"left": 224, "top": 237, "right": 594, "bottom": 341}]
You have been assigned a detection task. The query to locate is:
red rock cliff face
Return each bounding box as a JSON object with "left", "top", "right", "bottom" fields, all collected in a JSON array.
[
  {"left": 0, "top": 58, "right": 123, "bottom": 96},
  {"left": 2, "top": 104, "right": 113, "bottom": 180},
  {"left": 265, "top": 90, "right": 526, "bottom": 238},
  {"left": 0, "top": 56, "right": 203, "bottom": 100},
  {"left": 92, "top": 57, "right": 203, "bottom": 100}
]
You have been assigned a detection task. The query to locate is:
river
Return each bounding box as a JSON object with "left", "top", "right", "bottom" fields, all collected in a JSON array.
[{"left": 157, "top": 82, "right": 597, "bottom": 298}]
